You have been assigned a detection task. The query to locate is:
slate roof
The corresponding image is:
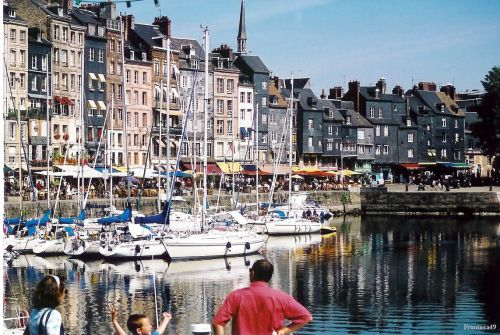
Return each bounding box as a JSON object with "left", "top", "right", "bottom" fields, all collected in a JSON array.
[
  {"left": 319, "top": 99, "right": 344, "bottom": 122},
  {"left": 415, "top": 90, "right": 462, "bottom": 116},
  {"left": 339, "top": 109, "right": 372, "bottom": 128},
  {"left": 360, "top": 87, "right": 406, "bottom": 103},
  {"left": 235, "top": 55, "right": 270, "bottom": 74},
  {"left": 71, "top": 7, "right": 100, "bottom": 25},
  {"left": 437, "top": 92, "right": 465, "bottom": 117},
  {"left": 366, "top": 117, "right": 401, "bottom": 126},
  {"left": 284, "top": 78, "right": 310, "bottom": 90},
  {"left": 269, "top": 84, "right": 287, "bottom": 108},
  {"left": 134, "top": 23, "right": 163, "bottom": 48},
  {"left": 3, "top": 5, "right": 28, "bottom": 25},
  {"left": 171, "top": 37, "right": 204, "bottom": 60}
]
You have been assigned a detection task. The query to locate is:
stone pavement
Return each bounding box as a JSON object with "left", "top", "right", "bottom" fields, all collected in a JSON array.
[{"left": 384, "top": 183, "right": 500, "bottom": 193}]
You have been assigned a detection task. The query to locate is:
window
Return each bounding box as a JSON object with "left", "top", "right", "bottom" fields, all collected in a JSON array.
[
  {"left": 89, "top": 48, "right": 95, "bottom": 61},
  {"left": 327, "top": 140, "right": 333, "bottom": 151},
  {"left": 98, "top": 49, "right": 104, "bottom": 63},
  {"left": 227, "top": 120, "right": 233, "bottom": 135},
  {"left": 455, "top": 133, "right": 460, "bottom": 143},
  {"left": 109, "top": 61, "right": 115, "bottom": 74},
  {"left": 408, "top": 148, "right": 414, "bottom": 158},
  {"left": 378, "top": 107, "right": 383, "bottom": 118},
  {"left": 442, "top": 133, "right": 447, "bottom": 143},
  {"left": 217, "top": 99, "right": 224, "bottom": 114},
  {"left": 262, "top": 134, "right": 268, "bottom": 144},
  {"left": 346, "top": 116, "right": 351, "bottom": 125},
  {"left": 53, "top": 72, "right": 59, "bottom": 89},
  {"left": 88, "top": 24, "right": 95, "bottom": 35},
  {"left": 328, "top": 126, "right": 333, "bottom": 135},
  {"left": 70, "top": 50, "right": 75, "bottom": 67},
  {"left": 10, "top": 50, "right": 16, "bottom": 65},
  {"left": 383, "top": 145, "right": 389, "bottom": 155},
  {"left": 41, "top": 77, "right": 46, "bottom": 91},
  {"left": 217, "top": 78, "right": 224, "bottom": 93},
  {"left": 118, "top": 84, "right": 123, "bottom": 100},
  {"left": 216, "top": 120, "right": 224, "bottom": 135},
  {"left": 9, "top": 123, "right": 15, "bottom": 139},
  {"left": 408, "top": 133, "right": 414, "bottom": 143},
  {"left": 240, "top": 92, "right": 245, "bottom": 103},
  {"left": 134, "top": 71, "right": 138, "bottom": 84},
  {"left": 20, "top": 74, "right": 25, "bottom": 89},
  {"left": 394, "top": 106, "right": 398, "bottom": 113},
  {"left": 375, "top": 145, "right": 381, "bottom": 155},
  {"left": 154, "top": 60, "right": 160, "bottom": 76},
  {"left": 10, "top": 29, "right": 16, "bottom": 41},
  {"left": 442, "top": 117, "right": 446, "bottom": 127},
  {"left": 142, "top": 113, "right": 147, "bottom": 127},
  {"left": 406, "top": 119, "right": 411, "bottom": 127},
  {"left": 441, "top": 148, "right": 447, "bottom": 158},
  {"left": 20, "top": 50, "right": 26, "bottom": 66},
  {"left": 262, "top": 81, "right": 267, "bottom": 90},
  {"left": 376, "top": 126, "right": 380, "bottom": 137},
  {"left": 329, "top": 109, "right": 334, "bottom": 119},
  {"left": 207, "top": 119, "right": 213, "bottom": 130},
  {"left": 126, "top": 70, "right": 131, "bottom": 83},
  {"left": 358, "top": 146, "right": 364, "bottom": 154},
  {"left": 133, "top": 91, "right": 139, "bottom": 105},
  {"left": 307, "top": 137, "right": 313, "bottom": 147},
  {"left": 61, "top": 50, "right": 67, "bottom": 65},
  {"left": 227, "top": 100, "right": 233, "bottom": 116},
  {"left": 262, "top": 114, "right": 268, "bottom": 125},
  {"left": 130, "top": 51, "right": 135, "bottom": 60},
  {"left": 308, "top": 119, "right": 314, "bottom": 129},
  {"left": 369, "top": 107, "right": 375, "bottom": 118},
  {"left": 227, "top": 79, "right": 234, "bottom": 93},
  {"left": 110, "top": 39, "right": 115, "bottom": 52},
  {"left": 383, "top": 126, "right": 389, "bottom": 137},
  {"left": 88, "top": 75, "right": 94, "bottom": 90},
  {"left": 134, "top": 112, "right": 138, "bottom": 127},
  {"left": 31, "top": 76, "right": 37, "bottom": 91},
  {"left": 261, "top": 97, "right": 267, "bottom": 106},
  {"left": 62, "top": 27, "right": 68, "bottom": 41},
  {"left": 142, "top": 52, "right": 146, "bottom": 60},
  {"left": 140, "top": 92, "right": 146, "bottom": 105},
  {"left": 247, "top": 92, "right": 251, "bottom": 103},
  {"left": 454, "top": 120, "right": 458, "bottom": 128},
  {"left": 142, "top": 72, "right": 147, "bottom": 85},
  {"left": 70, "top": 31, "right": 76, "bottom": 44},
  {"left": 426, "top": 124, "right": 431, "bottom": 131},
  {"left": 240, "top": 109, "right": 245, "bottom": 120},
  {"left": 31, "top": 55, "right": 38, "bottom": 69},
  {"left": 357, "top": 130, "right": 365, "bottom": 140}
]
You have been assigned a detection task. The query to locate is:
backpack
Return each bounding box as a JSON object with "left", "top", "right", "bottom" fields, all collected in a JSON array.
[{"left": 23, "top": 309, "right": 65, "bottom": 335}]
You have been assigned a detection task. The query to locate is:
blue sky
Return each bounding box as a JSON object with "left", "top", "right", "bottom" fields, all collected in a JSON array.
[{"left": 119, "top": 0, "right": 500, "bottom": 96}]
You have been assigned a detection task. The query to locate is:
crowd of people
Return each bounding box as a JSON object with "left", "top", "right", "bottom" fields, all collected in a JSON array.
[{"left": 20, "top": 259, "right": 312, "bottom": 334}]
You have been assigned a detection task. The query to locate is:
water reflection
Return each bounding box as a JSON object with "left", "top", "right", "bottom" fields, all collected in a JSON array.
[{"left": 4, "top": 216, "right": 500, "bottom": 334}]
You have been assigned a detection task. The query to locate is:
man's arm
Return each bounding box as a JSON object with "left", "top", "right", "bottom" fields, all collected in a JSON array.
[
  {"left": 213, "top": 323, "right": 225, "bottom": 335},
  {"left": 276, "top": 319, "right": 312, "bottom": 335}
]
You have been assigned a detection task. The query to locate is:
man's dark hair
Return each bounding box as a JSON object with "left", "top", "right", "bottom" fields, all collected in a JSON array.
[
  {"left": 127, "top": 314, "right": 147, "bottom": 334},
  {"left": 251, "top": 259, "right": 274, "bottom": 282}
]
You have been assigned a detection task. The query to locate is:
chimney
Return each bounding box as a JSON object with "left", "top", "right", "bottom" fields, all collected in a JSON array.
[
  {"left": 418, "top": 81, "right": 437, "bottom": 91},
  {"left": 121, "top": 15, "right": 135, "bottom": 40},
  {"left": 153, "top": 16, "right": 171, "bottom": 38},
  {"left": 375, "top": 88, "right": 380, "bottom": 99},
  {"left": 348, "top": 81, "right": 361, "bottom": 113},
  {"left": 212, "top": 44, "right": 234, "bottom": 61},
  {"left": 328, "top": 86, "right": 343, "bottom": 100},
  {"left": 376, "top": 77, "right": 387, "bottom": 94},
  {"left": 62, "top": 0, "right": 72, "bottom": 13},
  {"left": 320, "top": 89, "right": 326, "bottom": 99},
  {"left": 392, "top": 85, "right": 404, "bottom": 97},
  {"left": 99, "top": 1, "right": 116, "bottom": 19},
  {"left": 440, "top": 84, "right": 456, "bottom": 101},
  {"left": 272, "top": 76, "right": 280, "bottom": 89}
]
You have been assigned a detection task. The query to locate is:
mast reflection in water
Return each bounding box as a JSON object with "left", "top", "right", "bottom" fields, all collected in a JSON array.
[{"left": 4, "top": 216, "right": 500, "bottom": 334}]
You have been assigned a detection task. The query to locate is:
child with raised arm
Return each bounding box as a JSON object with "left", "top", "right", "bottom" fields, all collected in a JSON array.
[{"left": 111, "top": 307, "right": 172, "bottom": 335}]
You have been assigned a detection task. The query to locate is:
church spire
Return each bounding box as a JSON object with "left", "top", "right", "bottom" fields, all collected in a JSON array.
[{"left": 237, "top": 0, "right": 247, "bottom": 54}]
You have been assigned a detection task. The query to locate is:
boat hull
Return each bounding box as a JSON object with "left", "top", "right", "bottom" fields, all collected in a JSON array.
[
  {"left": 32, "top": 239, "right": 66, "bottom": 255},
  {"left": 64, "top": 239, "right": 101, "bottom": 257},
  {"left": 265, "top": 218, "right": 321, "bottom": 236},
  {"left": 164, "top": 231, "right": 266, "bottom": 260},
  {"left": 98, "top": 239, "right": 168, "bottom": 259}
]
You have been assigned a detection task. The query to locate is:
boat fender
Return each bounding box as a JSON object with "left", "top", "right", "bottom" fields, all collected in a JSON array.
[
  {"left": 226, "top": 242, "right": 231, "bottom": 249},
  {"left": 135, "top": 245, "right": 141, "bottom": 254},
  {"left": 245, "top": 242, "right": 250, "bottom": 250},
  {"left": 100, "top": 232, "right": 107, "bottom": 241},
  {"left": 100, "top": 240, "right": 106, "bottom": 247}
]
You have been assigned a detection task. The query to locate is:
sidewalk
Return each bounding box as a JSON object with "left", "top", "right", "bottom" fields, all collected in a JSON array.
[{"left": 384, "top": 183, "right": 500, "bottom": 193}]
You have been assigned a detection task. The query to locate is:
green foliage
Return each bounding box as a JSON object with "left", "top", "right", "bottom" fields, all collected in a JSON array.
[
  {"left": 341, "top": 191, "right": 350, "bottom": 204},
  {"left": 472, "top": 66, "right": 500, "bottom": 159}
]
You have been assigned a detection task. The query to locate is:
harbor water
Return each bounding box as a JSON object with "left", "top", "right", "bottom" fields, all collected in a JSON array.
[{"left": 4, "top": 216, "right": 500, "bottom": 334}]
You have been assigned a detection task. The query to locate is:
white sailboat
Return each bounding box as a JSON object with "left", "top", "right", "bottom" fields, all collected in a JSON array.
[{"left": 162, "top": 28, "right": 266, "bottom": 260}]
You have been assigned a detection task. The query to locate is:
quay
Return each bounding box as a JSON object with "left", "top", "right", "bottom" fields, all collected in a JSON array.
[{"left": 5, "top": 184, "right": 500, "bottom": 218}]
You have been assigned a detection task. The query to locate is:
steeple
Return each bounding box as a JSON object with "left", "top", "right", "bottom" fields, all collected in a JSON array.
[{"left": 237, "top": 0, "right": 247, "bottom": 54}]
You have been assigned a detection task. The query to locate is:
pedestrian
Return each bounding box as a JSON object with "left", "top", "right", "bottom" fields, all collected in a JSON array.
[
  {"left": 212, "top": 259, "right": 312, "bottom": 335},
  {"left": 24, "top": 275, "right": 66, "bottom": 335},
  {"left": 110, "top": 307, "right": 171, "bottom": 335}
]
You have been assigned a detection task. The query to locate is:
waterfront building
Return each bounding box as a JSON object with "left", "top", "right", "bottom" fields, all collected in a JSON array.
[
  {"left": 71, "top": 7, "right": 107, "bottom": 163},
  {"left": 210, "top": 45, "right": 240, "bottom": 162},
  {"left": 283, "top": 78, "right": 322, "bottom": 166},
  {"left": 406, "top": 82, "right": 465, "bottom": 168},
  {"left": 236, "top": 78, "right": 255, "bottom": 162},
  {"left": 16, "top": 0, "right": 86, "bottom": 161},
  {"left": 27, "top": 27, "right": 52, "bottom": 172},
  {"left": 265, "top": 77, "right": 291, "bottom": 164},
  {"left": 319, "top": 95, "right": 347, "bottom": 169},
  {"left": 456, "top": 90, "right": 488, "bottom": 176},
  {"left": 120, "top": 15, "right": 153, "bottom": 168},
  {"left": 3, "top": 4, "right": 29, "bottom": 170}
]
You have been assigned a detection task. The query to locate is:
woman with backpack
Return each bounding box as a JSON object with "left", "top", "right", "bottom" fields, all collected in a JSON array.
[{"left": 24, "top": 275, "right": 66, "bottom": 335}]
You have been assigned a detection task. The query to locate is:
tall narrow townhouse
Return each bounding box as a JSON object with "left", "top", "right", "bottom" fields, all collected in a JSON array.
[
  {"left": 121, "top": 15, "right": 153, "bottom": 168},
  {"left": 236, "top": 76, "right": 254, "bottom": 162},
  {"left": 27, "top": 27, "right": 52, "bottom": 173},
  {"left": 211, "top": 45, "right": 240, "bottom": 163},
  {"left": 320, "top": 88, "right": 346, "bottom": 169},
  {"left": 17, "top": 0, "right": 86, "bottom": 161},
  {"left": 71, "top": 7, "right": 107, "bottom": 163},
  {"left": 133, "top": 16, "right": 181, "bottom": 169},
  {"left": 171, "top": 38, "right": 213, "bottom": 160},
  {"left": 267, "top": 77, "right": 291, "bottom": 165},
  {"left": 4, "top": 4, "right": 29, "bottom": 171}
]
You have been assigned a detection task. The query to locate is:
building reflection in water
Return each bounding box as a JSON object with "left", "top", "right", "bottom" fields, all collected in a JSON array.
[{"left": 3, "top": 216, "right": 499, "bottom": 334}]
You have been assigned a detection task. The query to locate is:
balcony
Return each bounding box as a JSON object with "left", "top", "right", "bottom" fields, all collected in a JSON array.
[
  {"left": 152, "top": 125, "right": 182, "bottom": 136},
  {"left": 28, "top": 107, "right": 53, "bottom": 119},
  {"left": 6, "top": 109, "right": 28, "bottom": 119},
  {"left": 29, "top": 136, "right": 48, "bottom": 145}
]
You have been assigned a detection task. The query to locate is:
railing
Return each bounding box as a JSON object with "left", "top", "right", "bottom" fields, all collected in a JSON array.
[{"left": 28, "top": 107, "right": 53, "bottom": 119}]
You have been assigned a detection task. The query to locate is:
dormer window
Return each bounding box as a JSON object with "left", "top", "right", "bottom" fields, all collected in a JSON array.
[
  {"left": 142, "top": 52, "right": 146, "bottom": 60},
  {"left": 217, "top": 59, "right": 223, "bottom": 68},
  {"left": 8, "top": 9, "right": 15, "bottom": 17},
  {"left": 58, "top": 8, "right": 64, "bottom": 17},
  {"left": 440, "top": 105, "right": 445, "bottom": 112},
  {"left": 130, "top": 51, "right": 135, "bottom": 60},
  {"left": 406, "top": 119, "right": 411, "bottom": 127},
  {"left": 346, "top": 116, "right": 351, "bottom": 125},
  {"left": 88, "top": 24, "right": 95, "bottom": 35}
]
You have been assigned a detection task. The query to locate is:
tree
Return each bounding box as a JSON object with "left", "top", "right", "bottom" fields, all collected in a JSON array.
[{"left": 472, "top": 66, "right": 500, "bottom": 166}]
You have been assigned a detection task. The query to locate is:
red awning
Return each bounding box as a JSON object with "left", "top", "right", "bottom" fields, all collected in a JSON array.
[
  {"left": 54, "top": 96, "right": 66, "bottom": 104},
  {"left": 399, "top": 163, "right": 421, "bottom": 170},
  {"left": 63, "top": 97, "right": 74, "bottom": 105},
  {"left": 183, "top": 163, "right": 222, "bottom": 175}
]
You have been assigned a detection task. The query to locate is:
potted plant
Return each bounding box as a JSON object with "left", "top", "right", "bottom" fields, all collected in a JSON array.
[
  {"left": 54, "top": 133, "right": 61, "bottom": 140},
  {"left": 63, "top": 133, "right": 69, "bottom": 141}
]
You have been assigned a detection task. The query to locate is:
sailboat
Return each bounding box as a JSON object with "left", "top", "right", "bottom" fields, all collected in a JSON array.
[{"left": 162, "top": 27, "right": 266, "bottom": 260}]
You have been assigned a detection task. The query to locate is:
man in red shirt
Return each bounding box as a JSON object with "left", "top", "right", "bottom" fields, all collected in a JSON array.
[{"left": 213, "top": 259, "right": 312, "bottom": 335}]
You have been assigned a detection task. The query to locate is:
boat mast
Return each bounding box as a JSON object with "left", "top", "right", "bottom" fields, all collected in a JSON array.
[
  {"left": 17, "top": 77, "right": 23, "bottom": 214},
  {"left": 288, "top": 74, "right": 294, "bottom": 216},
  {"left": 110, "top": 93, "right": 114, "bottom": 209},
  {"left": 255, "top": 103, "right": 259, "bottom": 211},
  {"left": 166, "top": 37, "right": 171, "bottom": 202},
  {"left": 202, "top": 27, "right": 209, "bottom": 231},
  {"left": 120, "top": 15, "right": 131, "bottom": 201},
  {"left": 46, "top": 52, "right": 51, "bottom": 209},
  {"left": 158, "top": 79, "right": 163, "bottom": 212}
]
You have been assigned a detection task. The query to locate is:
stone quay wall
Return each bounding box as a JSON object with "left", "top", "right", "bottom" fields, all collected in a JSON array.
[{"left": 360, "top": 187, "right": 500, "bottom": 215}]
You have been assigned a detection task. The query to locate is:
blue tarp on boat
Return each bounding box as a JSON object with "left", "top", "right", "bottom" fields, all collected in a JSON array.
[
  {"left": 4, "top": 217, "right": 22, "bottom": 225},
  {"left": 97, "top": 206, "right": 132, "bottom": 225},
  {"left": 25, "top": 209, "right": 51, "bottom": 227},
  {"left": 64, "top": 226, "right": 75, "bottom": 237},
  {"left": 134, "top": 205, "right": 168, "bottom": 225},
  {"left": 59, "top": 209, "right": 86, "bottom": 225}
]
